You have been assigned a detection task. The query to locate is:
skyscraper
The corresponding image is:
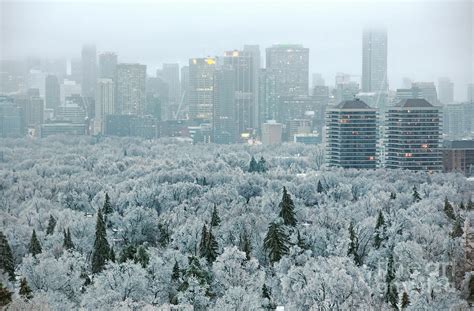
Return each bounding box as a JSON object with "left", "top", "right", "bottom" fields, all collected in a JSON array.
[
  {"left": 325, "top": 99, "right": 378, "bottom": 169},
  {"left": 188, "top": 58, "right": 216, "bottom": 121},
  {"left": 179, "top": 65, "right": 189, "bottom": 119},
  {"left": 265, "top": 44, "right": 309, "bottom": 97},
  {"left": 98, "top": 52, "right": 117, "bottom": 80},
  {"left": 161, "top": 63, "right": 181, "bottom": 120},
  {"left": 438, "top": 77, "right": 454, "bottom": 104},
  {"left": 81, "top": 44, "right": 97, "bottom": 98},
  {"left": 362, "top": 28, "right": 388, "bottom": 94},
  {"left": 94, "top": 78, "right": 115, "bottom": 133},
  {"left": 116, "top": 63, "right": 147, "bottom": 115},
  {"left": 412, "top": 82, "right": 438, "bottom": 105},
  {"left": 243, "top": 45, "right": 261, "bottom": 128},
  {"left": 212, "top": 65, "right": 236, "bottom": 143},
  {"left": 45, "top": 75, "right": 60, "bottom": 111},
  {"left": 386, "top": 99, "right": 442, "bottom": 171},
  {"left": 467, "top": 83, "right": 474, "bottom": 102}
]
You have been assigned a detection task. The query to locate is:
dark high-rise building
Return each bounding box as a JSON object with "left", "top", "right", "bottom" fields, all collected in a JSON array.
[
  {"left": 438, "top": 77, "right": 454, "bottom": 104},
  {"left": 188, "top": 58, "right": 216, "bottom": 121},
  {"left": 98, "top": 52, "right": 117, "bottom": 80},
  {"left": 362, "top": 28, "right": 388, "bottom": 93},
  {"left": 443, "top": 140, "right": 474, "bottom": 176},
  {"left": 45, "top": 75, "right": 60, "bottom": 111},
  {"left": 386, "top": 99, "right": 442, "bottom": 172},
  {"left": 243, "top": 45, "right": 261, "bottom": 128},
  {"left": 0, "top": 96, "right": 24, "bottom": 137},
  {"left": 325, "top": 99, "right": 378, "bottom": 169},
  {"left": 265, "top": 44, "right": 309, "bottom": 97},
  {"left": 160, "top": 63, "right": 180, "bottom": 120},
  {"left": 116, "top": 63, "right": 147, "bottom": 115},
  {"left": 81, "top": 44, "right": 97, "bottom": 98},
  {"left": 212, "top": 66, "right": 236, "bottom": 143}
]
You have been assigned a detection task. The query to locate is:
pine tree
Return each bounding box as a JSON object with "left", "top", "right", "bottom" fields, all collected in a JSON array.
[
  {"left": 451, "top": 215, "right": 464, "bottom": 238},
  {"left": 444, "top": 197, "right": 456, "bottom": 220},
  {"left": 248, "top": 156, "right": 258, "bottom": 173},
  {"left": 210, "top": 205, "right": 221, "bottom": 227},
  {"left": 46, "top": 215, "right": 56, "bottom": 235},
  {"left": 468, "top": 198, "right": 473, "bottom": 211},
  {"left": 109, "top": 247, "right": 116, "bottom": 262},
  {"left": 459, "top": 201, "right": 465, "bottom": 210},
  {"left": 400, "top": 291, "right": 410, "bottom": 309},
  {"left": 412, "top": 186, "right": 421, "bottom": 202},
  {"left": 390, "top": 192, "right": 397, "bottom": 200},
  {"left": 19, "top": 278, "right": 33, "bottom": 300},
  {"left": 91, "top": 209, "right": 110, "bottom": 273},
  {"left": 374, "top": 210, "right": 386, "bottom": 249},
  {"left": 199, "top": 224, "right": 208, "bottom": 258},
  {"left": 158, "top": 223, "right": 170, "bottom": 247},
  {"left": 386, "top": 252, "right": 397, "bottom": 307},
  {"left": 348, "top": 222, "right": 361, "bottom": 266},
  {"left": 261, "top": 283, "right": 274, "bottom": 310},
  {"left": 0, "top": 283, "right": 12, "bottom": 307},
  {"left": 257, "top": 156, "right": 267, "bottom": 173},
  {"left": 184, "top": 256, "right": 208, "bottom": 286},
  {"left": 296, "top": 230, "right": 309, "bottom": 250},
  {"left": 28, "top": 230, "right": 42, "bottom": 256},
  {"left": 171, "top": 260, "right": 181, "bottom": 281},
  {"left": 240, "top": 231, "right": 252, "bottom": 260},
  {"left": 0, "top": 231, "right": 15, "bottom": 281},
  {"left": 63, "top": 228, "right": 74, "bottom": 250},
  {"left": 102, "top": 193, "right": 113, "bottom": 214},
  {"left": 263, "top": 222, "right": 289, "bottom": 263},
  {"left": 317, "top": 180, "right": 324, "bottom": 193},
  {"left": 278, "top": 187, "right": 297, "bottom": 226},
  {"left": 119, "top": 245, "right": 137, "bottom": 263},
  {"left": 135, "top": 246, "right": 150, "bottom": 268}
]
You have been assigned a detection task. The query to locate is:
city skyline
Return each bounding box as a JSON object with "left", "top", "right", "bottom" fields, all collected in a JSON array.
[{"left": 1, "top": 0, "right": 472, "bottom": 101}]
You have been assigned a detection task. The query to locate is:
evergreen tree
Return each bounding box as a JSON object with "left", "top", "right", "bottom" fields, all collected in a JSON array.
[
  {"left": 400, "top": 291, "right": 410, "bottom": 309},
  {"left": 63, "top": 228, "right": 74, "bottom": 250},
  {"left": 317, "top": 180, "right": 324, "bottom": 193},
  {"left": 0, "top": 283, "right": 12, "bottom": 307},
  {"left": 459, "top": 201, "right": 465, "bottom": 210},
  {"left": 278, "top": 187, "right": 297, "bottom": 226},
  {"left": 348, "top": 222, "right": 361, "bottom": 266},
  {"left": 390, "top": 192, "right": 397, "bottom": 200},
  {"left": 119, "top": 245, "right": 137, "bottom": 263},
  {"left": 386, "top": 252, "right": 398, "bottom": 308},
  {"left": 0, "top": 231, "right": 15, "bottom": 281},
  {"left": 468, "top": 198, "right": 474, "bottom": 211},
  {"left": 158, "top": 223, "right": 170, "bottom": 247},
  {"left": 248, "top": 156, "right": 258, "bottom": 173},
  {"left": 296, "top": 230, "right": 309, "bottom": 251},
  {"left": 171, "top": 260, "right": 181, "bottom": 281},
  {"left": 28, "top": 230, "right": 42, "bottom": 256},
  {"left": 210, "top": 205, "right": 221, "bottom": 227},
  {"left": 91, "top": 209, "right": 110, "bottom": 274},
  {"left": 199, "top": 224, "right": 208, "bottom": 258},
  {"left": 240, "top": 231, "right": 252, "bottom": 260},
  {"left": 451, "top": 215, "right": 464, "bottom": 238},
  {"left": 412, "top": 186, "right": 421, "bottom": 202},
  {"left": 444, "top": 197, "right": 456, "bottom": 220},
  {"left": 184, "top": 256, "right": 208, "bottom": 286},
  {"left": 263, "top": 222, "right": 290, "bottom": 263},
  {"left": 19, "top": 278, "right": 33, "bottom": 300},
  {"left": 257, "top": 156, "right": 267, "bottom": 173},
  {"left": 374, "top": 210, "right": 386, "bottom": 249},
  {"left": 46, "top": 215, "right": 56, "bottom": 235},
  {"left": 102, "top": 193, "right": 113, "bottom": 214},
  {"left": 262, "top": 283, "right": 271, "bottom": 300},
  {"left": 109, "top": 247, "right": 116, "bottom": 262},
  {"left": 135, "top": 246, "right": 150, "bottom": 268}
]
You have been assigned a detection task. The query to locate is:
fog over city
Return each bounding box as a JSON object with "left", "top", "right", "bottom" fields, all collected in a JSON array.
[{"left": 2, "top": 0, "right": 472, "bottom": 100}]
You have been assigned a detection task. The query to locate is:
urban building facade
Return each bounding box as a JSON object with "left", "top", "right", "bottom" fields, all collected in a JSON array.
[{"left": 116, "top": 63, "right": 147, "bottom": 115}]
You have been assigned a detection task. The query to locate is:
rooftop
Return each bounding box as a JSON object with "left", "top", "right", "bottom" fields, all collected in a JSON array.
[
  {"left": 395, "top": 98, "right": 434, "bottom": 108},
  {"left": 334, "top": 98, "right": 372, "bottom": 109}
]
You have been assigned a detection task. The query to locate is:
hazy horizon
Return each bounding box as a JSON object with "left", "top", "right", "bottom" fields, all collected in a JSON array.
[{"left": 1, "top": 0, "right": 473, "bottom": 100}]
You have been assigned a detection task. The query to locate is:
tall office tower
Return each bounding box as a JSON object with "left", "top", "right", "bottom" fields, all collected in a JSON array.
[
  {"left": 116, "top": 64, "right": 147, "bottom": 115},
  {"left": 81, "top": 44, "right": 97, "bottom": 98},
  {"left": 20, "top": 96, "right": 44, "bottom": 127},
  {"left": 325, "top": 99, "right": 378, "bottom": 169},
  {"left": 443, "top": 102, "right": 474, "bottom": 138},
  {"left": 212, "top": 66, "right": 236, "bottom": 143},
  {"left": 0, "top": 96, "right": 24, "bottom": 137},
  {"left": 45, "top": 75, "right": 60, "bottom": 111},
  {"left": 468, "top": 83, "right": 474, "bottom": 102},
  {"left": 98, "top": 52, "right": 117, "bottom": 79},
  {"left": 70, "top": 58, "right": 82, "bottom": 83},
  {"left": 412, "top": 82, "right": 438, "bottom": 105},
  {"left": 222, "top": 50, "right": 256, "bottom": 138},
  {"left": 243, "top": 45, "right": 261, "bottom": 128},
  {"left": 94, "top": 79, "right": 115, "bottom": 133},
  {"left": 188, "top": 58, "right": 216, "bottom": 121},
  {"left": 27, "top": 69, "right": 46, "bottom": 97},
  {"left": 362, "top": 28, "right": 388, "bottom": 93},
  {"left": 386, "top": 99, "right": 442, "bottom": 172},
  {"left": 161, "top": 63, "right": 181, "bottom": 119},
  {"left": 438, "top": 77, "right": 454, "bottom": 104},
  {"left": 259, "top": 68, "right": 278, "bottom": 123},
  {"left": 179, "top": 65, "right": 189, "bottom": 119},
  {"left": 265, "top": 44, "right": 309, "bottom": 96},
  {"left": 312, "top": 73, "right": 325, "bottom": 88}
]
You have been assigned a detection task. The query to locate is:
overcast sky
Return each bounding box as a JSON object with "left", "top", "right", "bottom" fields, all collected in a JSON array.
[{"left": 1, "top": 0, "right": 473, "bottom": 100}]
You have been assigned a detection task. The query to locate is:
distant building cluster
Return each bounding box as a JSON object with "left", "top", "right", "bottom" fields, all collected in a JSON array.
[{"left": 1, "top": 28, "right": 473, "bottom": 174}]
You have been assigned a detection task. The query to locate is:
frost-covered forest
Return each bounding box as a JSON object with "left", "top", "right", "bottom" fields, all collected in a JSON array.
[{"left": 0, "top": 136, "right": 473, "bottom": 310}]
